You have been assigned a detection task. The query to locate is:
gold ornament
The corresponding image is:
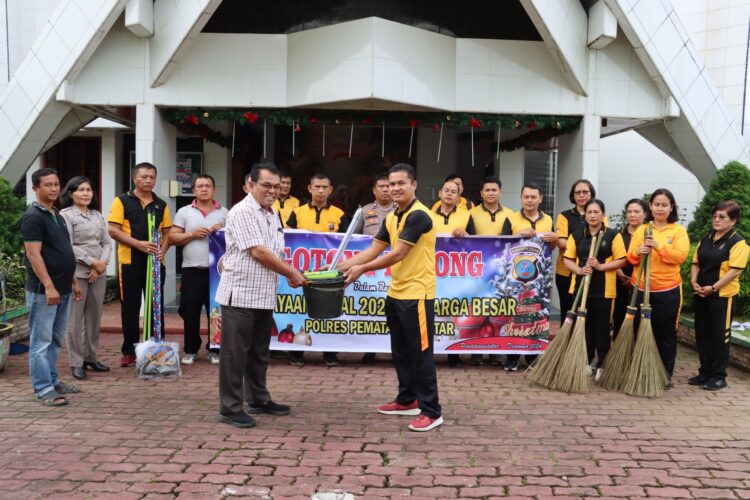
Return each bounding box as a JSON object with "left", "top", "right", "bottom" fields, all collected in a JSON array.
[
  {"left": 556, "top": 121, "right": 561, "bottom": 129},
  {"left": 203, "top": 112, "right": 209, "bottom": 118},
  {"left": 514, "top": 120, "right": 521, "bottom": 128},
  {"left": 446, "top": 114, "right": 453, "bottom": 121},
  {"left": 335, "top": 119, "right": 341, "bottom": 124}
]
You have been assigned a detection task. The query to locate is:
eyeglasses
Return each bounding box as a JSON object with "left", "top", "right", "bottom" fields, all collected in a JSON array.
[
  {"left": 574, "top": 190, "right": 590, "bottom": 196},
  {"left": 257, "top": 182, "right": 280, "bottom": 191},
  {"left": 712, "top": 214, "right": 729, "bottom": 220}
]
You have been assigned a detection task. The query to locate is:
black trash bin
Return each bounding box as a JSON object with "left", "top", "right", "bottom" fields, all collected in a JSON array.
[{"left": 303, "top": 272, "right": 346, "bottom": 319}]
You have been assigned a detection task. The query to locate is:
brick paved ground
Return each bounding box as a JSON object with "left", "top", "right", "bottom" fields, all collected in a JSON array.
[{"left": 1, "top": 305, "right": 750, "bottom": 499}]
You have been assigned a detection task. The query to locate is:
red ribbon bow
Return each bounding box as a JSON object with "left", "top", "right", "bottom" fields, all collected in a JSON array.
[
  {"left": 184, "top": 115, "right": 199, "bottom": 125},
  {"left": 468, "top": 117, "right": 481, "bottom": 128},
  {"left": 243, "top": 112, "right": 259, "bottom": 123}
]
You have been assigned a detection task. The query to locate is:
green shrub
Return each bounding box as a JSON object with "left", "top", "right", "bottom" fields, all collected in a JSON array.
[
  {"left": 0, "top": 176, "right": 26, "bottom": 258},
  {"left": 0, "top": 252, "right": 26, "bottom": 309},
  {"left": 684, "top": 161, "right": 750, "bottom": 317}
]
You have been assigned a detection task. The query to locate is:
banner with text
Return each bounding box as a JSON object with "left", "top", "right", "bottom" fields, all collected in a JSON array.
[{"left": 208, "top": 230, "right": 552, "bottom": 354}]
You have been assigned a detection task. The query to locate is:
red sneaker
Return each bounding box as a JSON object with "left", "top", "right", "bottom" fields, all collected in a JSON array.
[
  {"left": 120, "top": 354, "right": 136, "bottom": 367},
  {"left": 408, "top": 414, "right": 444, "bottom": 432},
  {"left": 377, "top": 400, "right": 421, "bottom": 415}
]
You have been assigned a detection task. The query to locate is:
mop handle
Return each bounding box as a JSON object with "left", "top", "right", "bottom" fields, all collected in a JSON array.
[
  {"left": 644, "top": 222, "right": 654, "bottom": 306},
  {"left": 328, "top": 206, "right": 363, "bottom": 271},
  {"left": 151, "top": 221, "right": 162, "bottom": 341},
  {"left": 143, "top": 211, "right": 155, "bottom": 340},
  {"left": 579, "top": 231, "right": 604, "bottom": 311}
]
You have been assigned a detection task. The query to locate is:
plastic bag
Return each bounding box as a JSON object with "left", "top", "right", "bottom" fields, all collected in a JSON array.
[{"left": 135, "top": 338, "right": 181, "bottom": 379}]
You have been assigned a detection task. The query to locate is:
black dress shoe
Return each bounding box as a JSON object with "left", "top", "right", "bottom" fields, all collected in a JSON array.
[
  {"left": 71, "top": 366, "right": 86, "bottom": 380},
  {"left": 703, "top": 378, "right": 727, "bottom": 391},
  {"left": 217, "top": 412, "right": 256, "bottom": 428},
  {"left": 247, "top": 400, "right": 291, "bottom": 416},
  {"left": 83, "top": 361, "right": 110, "bottom": 372},
  {"left": 688, "top": 375, "right": 708, "bottom": 386}
]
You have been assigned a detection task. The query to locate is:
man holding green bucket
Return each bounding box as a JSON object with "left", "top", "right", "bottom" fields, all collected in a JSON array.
[
  {"left": 337, "top": 163, "right": 443, "bottom": 432},
  {"left": 215, "top": 163, "right": 307, "bottom": 429}
]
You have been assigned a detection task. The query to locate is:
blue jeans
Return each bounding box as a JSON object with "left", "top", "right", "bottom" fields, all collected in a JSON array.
[{"left": 25, "top": 291, "right": 72, "bottom": 397}]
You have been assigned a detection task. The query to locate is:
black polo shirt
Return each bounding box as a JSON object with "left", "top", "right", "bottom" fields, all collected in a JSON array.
[
  {"left": 694, "top": 230, "right": 749, "bottom": 297},
  {"left": 20, "top": 203, "right": 76, "bottom": 294},
  {"left": 564, "top": 226, "right": 626, "bottom": 299}
]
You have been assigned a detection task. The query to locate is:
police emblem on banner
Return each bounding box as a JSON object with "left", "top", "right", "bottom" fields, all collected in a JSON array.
[{"left": 512, "top": 255, "right": 539, "bottom": 284}]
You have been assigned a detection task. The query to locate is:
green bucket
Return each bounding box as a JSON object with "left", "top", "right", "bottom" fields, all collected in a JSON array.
[{"left": 303, "top": 271, "right": 346, "bottom": 319}]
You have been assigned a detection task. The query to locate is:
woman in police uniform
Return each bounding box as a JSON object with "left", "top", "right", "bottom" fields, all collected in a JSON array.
[
  {"left": 627, "top": 188, "right": 690, "bottom": 388},
  {"left": 690, "top": 200, "right": 749, "bottom": 390},
  {"left": 563, "top": 200, "right": 627, "bottom": 381}
]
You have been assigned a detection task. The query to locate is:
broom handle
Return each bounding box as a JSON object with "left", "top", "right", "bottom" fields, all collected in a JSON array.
[
  {"left": 644, "top": 222, "right": 654, "bottom": 307},
  {"left": 628, "top": 256, "right": 646, "bottom": 308},
  {"left": 569, "top": 272, "right": 586, "bottom": 313},
  {"left": 579, "top": 231, "right": 603, "bottom": 311}
]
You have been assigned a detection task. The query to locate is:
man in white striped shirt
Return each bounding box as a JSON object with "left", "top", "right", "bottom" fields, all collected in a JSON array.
[{"left": 216, "top": 163, "right": 307, "bottom": 428}]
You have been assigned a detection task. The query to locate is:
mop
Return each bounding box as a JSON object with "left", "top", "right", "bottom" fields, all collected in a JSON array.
[
  {"left": 623, "top": 223, "right": 670, "bottom": 397},
  {"left": 551, "top": 231, "right": 603, "bottom": 394}
]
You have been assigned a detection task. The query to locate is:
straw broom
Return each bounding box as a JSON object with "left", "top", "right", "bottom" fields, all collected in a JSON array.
[
  {"left": 551, "top": 232, "right": 603, "bottom": 394},
  {"left": 623, "top": 223, "right": 670, "bottom": 397},
  {"left": 600, "top": 259, "right": 645, "bottom": 391},
  {"left": 526, "top": 280, "right": 584, "bottom": 388}
]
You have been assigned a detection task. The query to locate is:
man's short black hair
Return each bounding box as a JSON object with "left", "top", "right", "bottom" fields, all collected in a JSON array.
[
  {"left": 444, "top": 173, "right": 464, "bottom": 184},
  {"left": 521, "top": 183, "right": 544, "bottom": 196},
  {"left": 247, "top": 162, "right": 280, "bottom": 183},
  {"left": 132, "top": 162, "right": 157, "bottom": 177},
  {"left": 374, "top": 172, "right": 390, "bottom": 184},
  {"left": 481, "top": 176, "right": 502, "bottom": 190},
  {"left": 192, "top": 174, "right": 215, "bottom": 189},
  {"left": 309, "top": 173, "right": 331, "bottom": 184},
  {"left": 388, "top": 163, "right": 416, "bottom": 181},
  {"left": 31, "top": 168, "right": 58, "bottom": 187}
]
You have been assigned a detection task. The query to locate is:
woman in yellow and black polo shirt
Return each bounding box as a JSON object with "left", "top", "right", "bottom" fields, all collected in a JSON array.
[
  {"left": 612, "top": 199, "right": 647, "bottom": 336},
  {"left": 690, "top": 200, "right": 749, "bottom": 391},
  {"left": 563, "top": 200, "right": 627, "bottom": 380},
  {"left": 555, "top": 179, "right": 602, "bottom": 325},
  {"left": 627, "top": 188, "right": 690, "bottom": 387}
]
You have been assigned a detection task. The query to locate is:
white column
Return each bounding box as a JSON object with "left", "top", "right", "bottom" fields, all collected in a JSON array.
[
  {"left": 497, "top": 149, "right": 524, "bottom": 212},
  {"left": 101, "top": 129, "right": 117, "bottom": 276},
  {"left": 204, "top": 122, "right": 232, "bottom": 207},
  {"left": 135, "top": 103, "right": 178, "bottom": 303},
  {"left": 556, "top": 114, "right": 601, "bottom": 214},
  {"left": 25, "top": 157, "right": 41, "bottom": 203}
]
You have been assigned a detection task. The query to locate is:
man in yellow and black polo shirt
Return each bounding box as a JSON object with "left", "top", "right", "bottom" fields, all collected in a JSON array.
[
  {"left": 468, "top": 176, "right": 513, "bottom": 366},
  {"left": 431, "top": 173, "right": 473, "bottom": 211},
  {"left": 338, "top": 163, "right": 443, "bottom": 432},
  {"left": 272, "top": 170, "right": 299, "bottom": 228},
  {"left": 501, "top": 183, "right": 557, "bottom": 372},
  {"left": 286, "top": 174, "right": 349, "bottom": 233},
  {"left": 108, "top": 162, "right": 171, "bottom": 367},
  {"left": 287, "top": 173, "right": 349, "bottom": 367}
]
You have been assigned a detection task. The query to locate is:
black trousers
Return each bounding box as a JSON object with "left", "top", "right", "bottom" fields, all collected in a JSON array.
[
  {"left": 612, "top": 281, "right": 633, "bottom": 338},
  {"left": 385, "top": 296, "right": 441, "bottom": 419},
  {"left": 634, "top": 287, "right": 681, "bottom": 377},
  {"left": 694, "top": 294, "right": 732, "bottom": 380},
  {"left": 218, "top": 305, "right": 273, "bottom": 415},
  {"left": 120, "top": 258, "right": 165, "bottom": 355},
  {"left": 586, "top": 297, "right": 613, "bottom": 367},
  {"left": 556, "top": 273, "right": 573, "bottom": 326},
  {"left": 179, "top": 268, "right": 217, "bottom": 354}
]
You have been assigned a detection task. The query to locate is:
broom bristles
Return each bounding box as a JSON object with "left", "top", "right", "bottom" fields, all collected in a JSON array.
[
  {"left": 551, "top": 310, "right": 591, "bottom": 394},
  {"left": 600, "top": 306, "right": 638, "bottom": 391},
  {"left": 622, "top": 307, "right": 670, "bottom": 397},
  {"left": 527, "top": 311, "right": 577, "bottom": 387}
]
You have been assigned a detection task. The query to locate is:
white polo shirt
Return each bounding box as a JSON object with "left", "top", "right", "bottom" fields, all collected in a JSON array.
[{"left": 172, "top": 200, "right": 228, "bottom": 268}]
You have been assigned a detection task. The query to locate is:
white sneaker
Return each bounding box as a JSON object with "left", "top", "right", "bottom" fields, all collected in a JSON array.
[
  {"left": 207, "top": 352, "right": 220, "bottom": 365},
  {"left": 181, "top": 353, "right": 197, "bottom": 365},
  {"left": 595, "top": 368, "right": 603, "bottom": 382}
]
